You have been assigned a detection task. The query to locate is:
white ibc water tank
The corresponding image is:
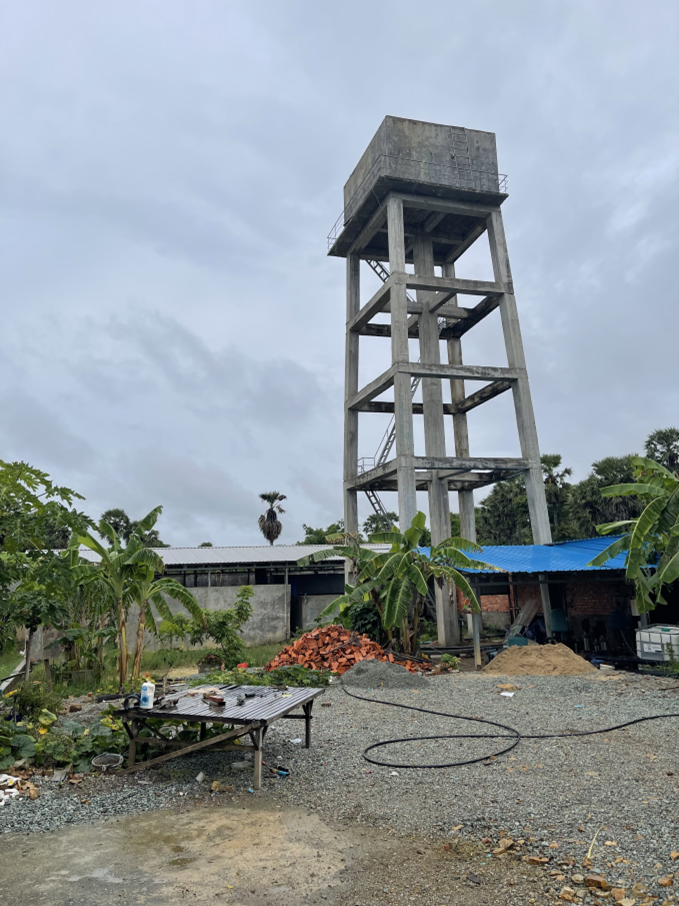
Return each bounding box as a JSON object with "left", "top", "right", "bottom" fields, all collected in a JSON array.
[{"left": 636, "top": 625, "right": 679, "bottom": 662}]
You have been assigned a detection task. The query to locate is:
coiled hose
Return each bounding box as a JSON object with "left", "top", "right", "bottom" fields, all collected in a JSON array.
[{"left": 341, "top": 683, "right": 679, "bottom": 769}]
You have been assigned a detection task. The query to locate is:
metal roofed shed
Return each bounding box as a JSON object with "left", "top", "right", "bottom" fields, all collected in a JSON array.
[
  {"left": 456, "top": 535, "right": 629, "bottom": 574},
  {"left": 74, "top": 544, "right": 388, "bottom": 642},
  {"left": 427, "top": 536, "right": 677, "bottom": 663}
]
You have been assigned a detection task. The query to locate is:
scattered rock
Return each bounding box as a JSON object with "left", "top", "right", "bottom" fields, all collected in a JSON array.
[
  {"left": 493, "top": 838, "right": 514, "bottom": 856},
  {"left": 210, "top": 781, "right": 234, "bottom": 793},
  {"left": 585, "top": 874, "right": 609, "bottom": 890},
  {"left": 68, "top": 703, "right": 82, "bottom": 713}
]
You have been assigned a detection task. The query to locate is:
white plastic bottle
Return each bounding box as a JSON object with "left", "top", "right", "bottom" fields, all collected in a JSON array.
[{"left": 140, "top": 681, "right": 156, "bottom": 710}]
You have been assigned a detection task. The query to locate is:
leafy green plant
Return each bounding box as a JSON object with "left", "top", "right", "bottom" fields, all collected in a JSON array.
[
  {"left": 589, "top": 456, "right": 679, "bottom": 612},
  {"left": 194, "top": 665, "right": 330, "bottom": 688},
  {"left": 69, "top": 506, "right": 203, "bottom": 689},
  {"left": 156, "top": 614, "right": 190, "bottom": 650},
  {"left": 199, "top": 586, "right": 254, "bottom": 670},
  {"left": 440, "top": 654, "right": 460, "bottom": 671},
  {"left": 346, "top": 599, "right": 386, "bottom": 644},
  {"left": 0, "top": 461, "right": 90, "bottom": 675},
  {"left": 300, "top": 513, "right": 494, "bottom": 654},
  {"left": 0, "top": 722, "right": 36, "bottom": 770},
  {"left": 10, "top": 681, "right": 63, "bottom": 721}
]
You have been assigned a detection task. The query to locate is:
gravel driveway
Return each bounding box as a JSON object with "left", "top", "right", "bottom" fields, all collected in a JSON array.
[{"left": 2, "top": 671, "right": 677, "bottom": 904}]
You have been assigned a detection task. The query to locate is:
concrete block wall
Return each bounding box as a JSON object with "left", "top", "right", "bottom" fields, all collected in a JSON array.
[{"left": 131, "top": 585, "right": 291, "bottom": 651}]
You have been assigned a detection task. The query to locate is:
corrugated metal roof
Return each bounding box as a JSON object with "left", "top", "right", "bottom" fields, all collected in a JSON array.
[
  {"left": 452, "top": 536, "right": 628, "bottom": 574},
  {"left": 76, "top": 544, "right": 388, "bottom": 567}
]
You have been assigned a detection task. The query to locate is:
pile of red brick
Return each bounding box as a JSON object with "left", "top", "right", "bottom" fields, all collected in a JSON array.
[{"left": 265, "top": 625, "right": 429, "bottom": 675}]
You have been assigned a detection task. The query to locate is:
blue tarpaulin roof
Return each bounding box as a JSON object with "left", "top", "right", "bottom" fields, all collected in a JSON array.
[{"left": 423, "top": 535, "right": 627, "bottom": 574}]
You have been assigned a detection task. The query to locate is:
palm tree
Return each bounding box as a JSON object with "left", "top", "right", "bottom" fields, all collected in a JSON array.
[{"left": 258, "top": 492, "right": 286, "bottom": 546}]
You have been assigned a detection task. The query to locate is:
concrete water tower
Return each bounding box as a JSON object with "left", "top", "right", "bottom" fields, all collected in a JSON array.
[{"left": 328, "top": 116, "right": 553, "bottom": 646}]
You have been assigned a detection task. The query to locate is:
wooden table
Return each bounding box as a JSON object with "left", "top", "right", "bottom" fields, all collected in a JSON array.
[{"left": 113, "top": 684, "right": 325, "bottom": 790}]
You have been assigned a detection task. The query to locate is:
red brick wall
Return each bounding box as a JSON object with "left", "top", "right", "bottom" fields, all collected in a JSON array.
[
  {"left": 564, "top": 580, "right": 621, "bottom": 618},
  {"left": 480, "top": 594, "right": 510, "bottom": 613}
]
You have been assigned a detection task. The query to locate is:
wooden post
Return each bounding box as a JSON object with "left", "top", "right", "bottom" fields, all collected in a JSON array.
[
  {"left": 413, "top": 230, "right": 456, "bottom": 646},
  {"left": 43, "top": 659, "right": 52, "bottom": 693},
  {"left": 23, "top": 628, "right": 33, "bottom": 683},
  {"left": 387, "top": 194, "right": 417, "bottom": 530}
]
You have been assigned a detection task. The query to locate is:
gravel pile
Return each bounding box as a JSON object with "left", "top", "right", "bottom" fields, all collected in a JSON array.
[
  {"left": 2, "top": 671, "right": 677, "bottom": 903},
  {"left": 341, "top": 659, "right": 430, "bottom": 688}
]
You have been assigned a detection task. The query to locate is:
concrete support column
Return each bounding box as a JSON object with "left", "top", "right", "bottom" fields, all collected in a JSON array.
[
  {"left": 486, "top": 209, "right": 552, "bottom": 546},
  {"left": 413, "top": 230, "right": 456, "bottom": 645},
  {"left": 343, "top": 254, "right": 360, "bottom": 584},
  {"left": 486, "top": 209, "right": 553, "bottom": 637},
  {"left": 387, "top": 195, "right": 417, "bottom": 530},
  {"left": 443, "top": 262, "right": 476, "bottom": 544}
]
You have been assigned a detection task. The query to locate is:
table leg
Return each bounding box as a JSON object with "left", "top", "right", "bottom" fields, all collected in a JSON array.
[
  {"left": 199, "top": 724, "right": 206, "bottom": 741},
  {"left": 127, "top": 719, "right": 138, "bottom": 768},
  {"left": 303, "top": 702, "right": 313, "bottom": 748},
  {"left": 252, "top": 727, "right": 263, "bottom": 791}
]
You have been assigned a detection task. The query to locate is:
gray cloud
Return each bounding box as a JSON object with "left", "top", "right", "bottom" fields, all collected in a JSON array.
[{"left": 1, "top": 0, "right": 677, "bottom": 542}]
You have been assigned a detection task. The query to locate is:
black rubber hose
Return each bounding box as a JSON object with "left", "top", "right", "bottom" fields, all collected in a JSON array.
[{"left": 341, "top": 683, "right": 679, "bottom": 769}]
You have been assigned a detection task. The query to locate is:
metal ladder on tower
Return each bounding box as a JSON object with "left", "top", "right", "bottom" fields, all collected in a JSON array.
[
  {"left": 363, "top": 260, "right": 446, "bottom": 523},
  {"left": 448, "top": 126, "right": 474, "bottom": 189}
]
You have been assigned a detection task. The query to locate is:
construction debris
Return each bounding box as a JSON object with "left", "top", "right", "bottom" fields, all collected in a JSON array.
[{"left": 266, "top": 625, "right": 430, "bottom": 675}]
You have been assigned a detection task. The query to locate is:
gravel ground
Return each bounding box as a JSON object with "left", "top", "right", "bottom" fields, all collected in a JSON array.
[{"left": 2, "top": 670, "right": 678, "bottom": 904}]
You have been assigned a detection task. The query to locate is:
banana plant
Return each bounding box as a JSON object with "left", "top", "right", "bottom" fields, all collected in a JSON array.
[
  {"left": 127, "top": 559, "right": 203, "bottom": 681},
  {"left": 588, "top": 456, "right": 679, "bottom": 613},
  {"left": 69, "top": 506, "right": 202, "bottom": 689},
  {"left": 300, "top": 513, "right": 496, "bottom": 654}
]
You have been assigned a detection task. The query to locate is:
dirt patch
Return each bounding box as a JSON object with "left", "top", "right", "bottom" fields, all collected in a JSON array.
[
  {"left": 0, "top": 801, "right": 549, "bottom": 905},
  {"left": 483, "top": 642, "right": 597, "bottom": 676}
]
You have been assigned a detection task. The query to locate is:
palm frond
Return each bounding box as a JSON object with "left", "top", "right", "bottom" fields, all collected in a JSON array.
[
  {"left": 447, "top": 568, "right": 481, "bottom": 613},
  {"left": 587, "top": 534, "right": 631, "bottom": 567},
  {"left": 151, "top": 579, "right": 203, "bottom": 622}
]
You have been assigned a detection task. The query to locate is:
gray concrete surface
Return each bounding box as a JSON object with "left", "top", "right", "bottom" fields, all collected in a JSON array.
[{"left": 130, "top": 584, "right": 291, "bottom": 648}]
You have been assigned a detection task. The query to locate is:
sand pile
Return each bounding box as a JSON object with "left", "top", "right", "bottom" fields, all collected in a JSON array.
[{"left": 483, "top": 643, "right": 596, "bottom": 676}]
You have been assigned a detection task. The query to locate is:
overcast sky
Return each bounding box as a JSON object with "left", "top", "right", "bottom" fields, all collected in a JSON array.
[{"left": 1, "top": 1, "right": 678, "bottom": 546}]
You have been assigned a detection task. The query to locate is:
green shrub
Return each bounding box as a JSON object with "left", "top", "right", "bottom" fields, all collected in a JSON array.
[
  {"left": 192, "top": 665, "right": 331, "bottom": 688},
  {"left": 11, "top": 682, "right": 63, "bottom": 721},
  {"left": 440, "top": 653, "right": 460, "bottom": 671},
  {"left": 202, "top": 586, "right": 253, "bottom": 669}
]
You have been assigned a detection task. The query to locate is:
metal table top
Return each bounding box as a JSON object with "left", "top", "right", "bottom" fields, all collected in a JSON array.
[{"left": 115, "top": 684, "right": 324, "bottom": 726}]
